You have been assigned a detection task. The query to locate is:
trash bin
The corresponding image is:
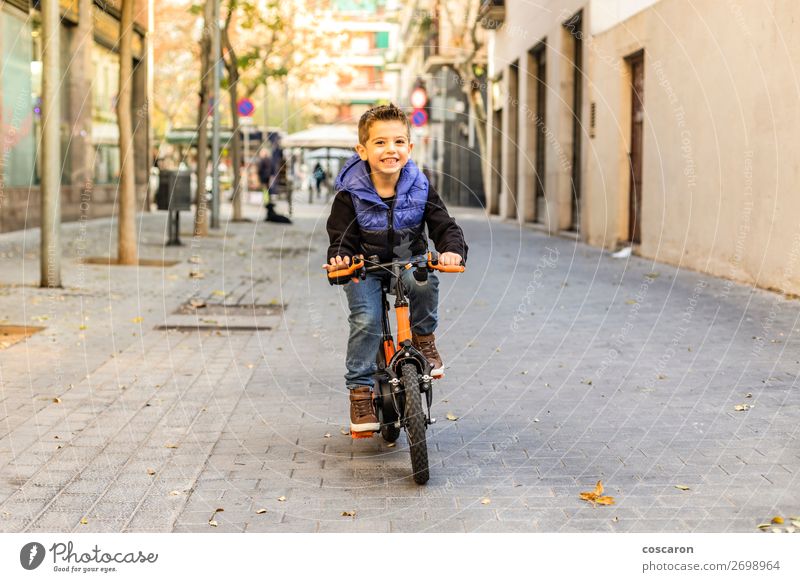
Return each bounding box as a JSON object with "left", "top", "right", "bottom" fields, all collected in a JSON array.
[{"left": 156, "top": 170, "right": 192, "bottom": 211}]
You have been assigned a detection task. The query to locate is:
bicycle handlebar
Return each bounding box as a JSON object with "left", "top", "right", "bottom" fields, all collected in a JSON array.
[{"left": 326, "top": 252, "right": 464, "bottom": 285}]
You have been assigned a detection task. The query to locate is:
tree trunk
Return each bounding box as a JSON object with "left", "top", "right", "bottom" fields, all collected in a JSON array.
[
  {"left": 222, "top": 22, "right": 243, "bottom": 221},
  {"left": 194, "top": 0, "right": 213, "bottom": 236},
  {"left": 117, "top": 0, "right": 138, "bottom": 264}
]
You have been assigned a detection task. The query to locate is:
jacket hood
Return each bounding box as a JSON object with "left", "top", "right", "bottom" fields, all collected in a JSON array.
[{"left": 334, "top": 154, "right": 428, "bottom": 206}]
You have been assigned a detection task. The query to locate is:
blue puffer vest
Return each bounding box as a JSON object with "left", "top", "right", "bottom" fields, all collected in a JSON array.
[{"left": 334, "top": 154, "right": 429, "bottom": 261}]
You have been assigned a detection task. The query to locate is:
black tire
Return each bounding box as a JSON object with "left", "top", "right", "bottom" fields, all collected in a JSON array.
[{"left": 401, "top": 363, "right": 429, "bottom": 484}]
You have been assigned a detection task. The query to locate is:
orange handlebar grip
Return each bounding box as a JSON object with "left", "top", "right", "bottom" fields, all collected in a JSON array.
[
  {"left": 327, "top": 256, "right": 364, "bottom": 279},
  {"left": 429, "top": 263, "right": 465, "bottom": 273}
]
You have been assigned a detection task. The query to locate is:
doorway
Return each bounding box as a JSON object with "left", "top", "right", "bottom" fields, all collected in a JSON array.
[
  {"left": 627, "top": 51, "right": 644, "bottom": 244},
  {"left": 564, "top": 11, "right": 583, "bottom": 232},
  {"left": 532, "top": 45, "right": 547, "bottom": 223},
  {"left": 506, "top": 61, "right": 519, "bottom": 219}
]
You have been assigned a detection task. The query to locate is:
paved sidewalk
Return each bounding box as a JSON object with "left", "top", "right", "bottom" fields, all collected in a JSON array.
[{"left": 0, "top": 199, "right": 798, "bottom": 533}]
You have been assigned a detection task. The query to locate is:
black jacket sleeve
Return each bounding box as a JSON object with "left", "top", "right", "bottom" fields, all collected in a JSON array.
[
  {"left": 326, "top": 190, "right": 361, "bottom": 262},
  {"left": 424, "top": 186, "right": 468, "bottom": 263}
]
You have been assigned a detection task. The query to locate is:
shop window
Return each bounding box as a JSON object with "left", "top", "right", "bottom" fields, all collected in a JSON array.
[
  {"left": 1, "top": 5, "right": 35, "bottom": 187},
  {"left": 91, "top": 44, "right": 120, "bottom": 184}
]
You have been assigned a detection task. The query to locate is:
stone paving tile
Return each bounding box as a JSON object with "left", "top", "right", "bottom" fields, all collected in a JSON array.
[{"left": 1, "top": 203, "right": 799, "bottom": 533}]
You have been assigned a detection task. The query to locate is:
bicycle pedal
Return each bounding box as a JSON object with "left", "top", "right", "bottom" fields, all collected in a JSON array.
[{"left": 350, "top": 431, "right": 375, "bottom": 439}]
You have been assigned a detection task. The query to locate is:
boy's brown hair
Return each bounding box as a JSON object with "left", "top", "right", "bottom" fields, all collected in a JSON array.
[{"left": 358, "top": 103, "right": 411, "bottom": 145}]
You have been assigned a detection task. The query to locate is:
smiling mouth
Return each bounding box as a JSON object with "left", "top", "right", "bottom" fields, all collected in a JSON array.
[{"left": 381, "top": 158, "right": 399, "bottom": 164}]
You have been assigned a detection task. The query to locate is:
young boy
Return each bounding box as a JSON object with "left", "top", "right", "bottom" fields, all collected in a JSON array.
[{"left": 324, "top": 104, "right": 468, "bottom": 433}]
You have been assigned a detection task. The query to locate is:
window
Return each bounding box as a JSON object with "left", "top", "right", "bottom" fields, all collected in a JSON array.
[
  {"left": 91, "top": 44, "right": 121, "bottom": 184},
  {"left": 2, "top": 5, "right": 35, "bottom": 187}
]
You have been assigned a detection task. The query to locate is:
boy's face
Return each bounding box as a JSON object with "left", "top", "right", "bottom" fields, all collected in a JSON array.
[{"left": 355, "top": 120, "right": 413, "bottom": 177}]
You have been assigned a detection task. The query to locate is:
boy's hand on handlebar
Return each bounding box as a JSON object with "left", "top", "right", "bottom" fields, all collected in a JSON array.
[
  {"left": 439, "top": 252, "right": 463, "bottom": 266},
  {"left": 323, "top": 255, "right": 351, "bottom": 271}
]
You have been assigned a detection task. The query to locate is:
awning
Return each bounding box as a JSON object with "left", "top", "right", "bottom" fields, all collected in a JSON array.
[
  {"left": 282, "top": 125, "right": 359, "bottom": 148},
  {"left": 303, "top": 147, "right": 356, "bottom": 159}
]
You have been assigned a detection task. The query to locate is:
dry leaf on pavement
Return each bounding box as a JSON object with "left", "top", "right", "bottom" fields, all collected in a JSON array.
[
  {"left": 480, "top": 498, "right": 491, "bottom": 505},
  {"left": 131, "top": 316, "right": 144, "bottom": 323},
  {"left": 80, "top": 517, "right": 88, "bottom": 525},
  {"left": 255, "top": 509, "right": 267, "bottom": 515},
  {"left": 341, "top": 511, "right": 356, "bottom": 517},
  {"left": 446, "top": 412, "right": 458, "bottom": 421},
  {"left": 674, "top": 485, "right": 690, "bottom": 491},
  {"left": 208, "top": 520, "right": 218, "bottom": 527},
  {"left": 772, "top": 516, "right": 784, "bottom": 524},
  {"left": 277, "top": 496, "right": 286, "bottom": 502},
  {"left": 580, "top": 480, "right": 615, "bottom": 506}
]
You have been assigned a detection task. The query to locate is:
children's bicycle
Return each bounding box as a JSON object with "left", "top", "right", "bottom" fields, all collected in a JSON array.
[{"left": 328, "top": 252, "right": 464, "bottom": 484}]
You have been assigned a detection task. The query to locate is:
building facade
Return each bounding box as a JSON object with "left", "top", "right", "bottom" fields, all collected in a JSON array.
[
  {"left": 485, "top": 0, "right": 800, "bottom": 295},
  {"left": 392, "top": 0, "right": 486, "bottom": 207},
  {"left": 312, "top": 0, "right": 400, "bottom": 124},
  {"left": 0, "top": 0, "right": 150, "bottom": 233}
]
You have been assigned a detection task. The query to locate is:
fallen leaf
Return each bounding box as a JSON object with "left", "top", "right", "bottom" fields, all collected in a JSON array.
[
  {"left": 189, "top": 298, "right": 206, "bottom": 309},
  {"left": 734, "top": 404, "right": 751, "bottom": 412},
  {"left": 446, "top": 412, "right": 459, "bottom": 421},
  {"left": 386, "top": 442, "right": 396, "bottom": 448},
  {"left": 771, "top": 527, "right": 782, "bottom": 533},
  {"left": 189, "top": 271, "right": 205, "bottom": 279},
  {"left": 208, "top": 520, "right": 218, "bottom": 527},
  {"left": 674, "top": 485, "right": 690, "bottom": 491},
  {"left": 165, "top": 443, "right": 179, "bottom": 449},
  {"left": 792, "top": 520, "right": 800, "bottom": 529},
  {"left": 645, "top": 272, "right": 660, "bottom": 279},
  {"left": 131, "top": 316, "right": 144, "bottom": 323},
  {"left": 480, "top": 498, "right": 491, "bottom": 505},
  {"left": 324, "top": 433, "right": 331, "bottom": 438},
  {"left": 341, "top": 511, "right": 356, "bottom": 517},
  {"left": 212, "top": 290, "right": 226, "bottom": 296},
  {"left": 579, "top": 481, "right": 615, "bottom": 506},
  {"left": 255, "top": 509, "right": 267, "bottom": 515},
  {"left": 146, "top": 468, "right": 156, "bottom": 476},
  {"left": 80, "top": 517, "right": 88, "bottom": 525},
  {"left": 745, "top": 393, "right": 753, "bottom": 398},
  {"left": 189, "top": 256, "right": 202, "bottom": 264},
  {"left": 78, "top": 324, "right": 87, "bottom": 330},
  {"left": 772, "top": 516, "right": 784, "bottom": 524},
  {"left": 625, "top": 299, "right": 637, "bottom": 305},
  {"left": 757, "top": 523, "right": 772, "bottom": 530},
  {"left": 169, "top": 490, "right": 181, "bottom": 496},
  {"left": 277, "top": 496, "right": 286, "bottom": 502},
  {"left": 52, "top": 397, "right": 61, "bottom": 404}
]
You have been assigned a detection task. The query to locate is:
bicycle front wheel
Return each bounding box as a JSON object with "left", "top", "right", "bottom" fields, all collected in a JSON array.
[{"left": 401, "top": 363, "right": 429, "bottom": 484}]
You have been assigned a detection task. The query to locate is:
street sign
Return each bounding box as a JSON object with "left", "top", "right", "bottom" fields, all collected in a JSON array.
[
  {"left": 411, "top": 108, "right": 428, "bottom": 127},
  {"left": 237, "top": 98, "right": 255, "bottom": 117},
  {"left": 410, "top": 87, "right": 428, "bottom": 109}
]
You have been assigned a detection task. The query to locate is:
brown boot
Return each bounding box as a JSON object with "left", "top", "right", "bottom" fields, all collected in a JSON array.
[
  {"left": 412, "top": 332, "right": 444, "bottom": 378},
  {"left": 349, "top": 386, "right": 379, "bottom": 433}
]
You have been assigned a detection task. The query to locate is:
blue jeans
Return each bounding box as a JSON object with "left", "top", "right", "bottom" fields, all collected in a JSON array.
[{"left": 343, "top": 263, "right": 439, "bottom": 389}]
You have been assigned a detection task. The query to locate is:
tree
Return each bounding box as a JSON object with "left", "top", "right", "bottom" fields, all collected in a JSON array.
[
  {"left": 194, "top": 0, "right": 213, "bottom": 235},
  {"left": 117, "top": 0, "right": 138, "bottom": 264},
  {"left": 440, "top": 0, "right": 488, "bottom": 162}
]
